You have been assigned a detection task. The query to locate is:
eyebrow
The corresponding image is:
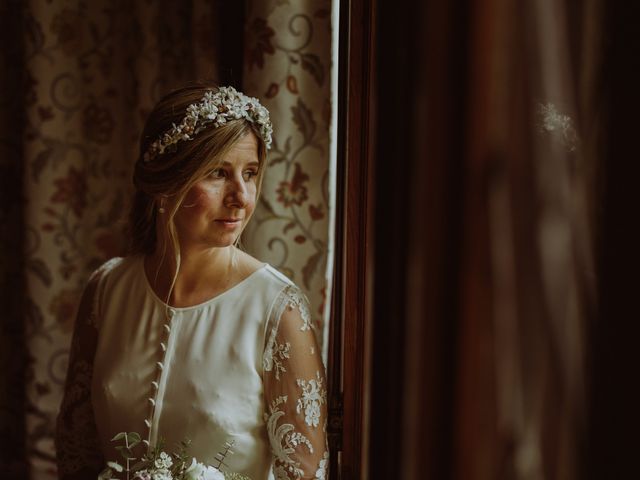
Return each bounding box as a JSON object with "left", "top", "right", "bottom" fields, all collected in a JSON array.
[{"left": 222, "top": 161, "right": 260, "bottom": 167}]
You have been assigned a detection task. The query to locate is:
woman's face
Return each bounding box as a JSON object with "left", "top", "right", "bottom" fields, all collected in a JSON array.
[{"left": 168, "top": 132, "right": 260, "bottom": 251}]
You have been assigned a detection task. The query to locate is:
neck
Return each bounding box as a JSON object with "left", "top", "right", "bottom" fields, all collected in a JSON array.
[{"left": 145, "top": 243, "right": 236, "bottom": 303}]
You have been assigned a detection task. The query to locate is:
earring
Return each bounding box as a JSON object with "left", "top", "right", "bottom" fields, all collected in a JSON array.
[{"left": 158, "top": 195, "right": 167, "bottom": 214}]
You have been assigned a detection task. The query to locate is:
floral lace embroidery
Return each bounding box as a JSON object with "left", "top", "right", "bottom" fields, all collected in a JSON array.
[
  {"left": 265, "top": 396, "right": 313, "bottom": 478},
  {"left": 55, "top": 360, "right": 103, "bottom": 474},
  {"left": 264, "top": 338, "right": 291, "bottom": 380},
  {"left": 273, "top": 465, "right": 290, "bottom": 480},
  {"left": 296, "top": 372, "right": 327, "bottom": 428},
  {"left": 264, "top": 285, "right": 313, "bottom": 375},
  {"left": 314, "top": 451, "right": 329, "bottom": 480},
  {"left": 284, "top": 286, "right": 312, "bottom": 332},
  {"left": 271, "top": 341, "right": 291, "bottom": 380}
]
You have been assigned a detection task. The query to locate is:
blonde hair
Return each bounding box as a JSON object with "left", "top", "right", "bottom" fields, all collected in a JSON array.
[{"left": 127, "top": 82, "right": 268, "bottom": 307}]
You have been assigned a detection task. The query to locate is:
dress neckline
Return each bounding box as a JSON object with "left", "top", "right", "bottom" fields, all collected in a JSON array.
[{"left": 138, "top": 256, "right": 268, "bottom": 312}]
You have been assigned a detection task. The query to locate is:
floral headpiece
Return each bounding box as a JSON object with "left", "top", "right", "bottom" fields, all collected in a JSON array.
[{"left": 143, "top": 86, "right": 273, "bottom": 162}]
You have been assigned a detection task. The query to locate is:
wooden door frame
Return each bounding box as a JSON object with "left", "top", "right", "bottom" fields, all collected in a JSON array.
[{"left": 327, "top": 0, "right": 376, "bottom": 478}]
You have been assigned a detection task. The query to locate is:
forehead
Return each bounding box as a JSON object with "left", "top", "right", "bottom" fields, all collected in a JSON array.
[{"left": 223, "top": 132, "right": 259, "bottom": 164}]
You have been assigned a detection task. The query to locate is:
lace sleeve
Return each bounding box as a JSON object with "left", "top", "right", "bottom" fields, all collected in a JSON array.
[
  {"left": 55, "top": 267, "right": 106, "bottom": 479},
  {"left": 263, "top": 285, "right": 329, "bottom": 480}
]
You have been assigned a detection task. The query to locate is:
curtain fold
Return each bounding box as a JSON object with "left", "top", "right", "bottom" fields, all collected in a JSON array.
[
  {"left": 0, "top": 3, "right": 29, "bottom": 477},
  {"left": 454, "top": 0, "right": 601, "bottom": 478}
]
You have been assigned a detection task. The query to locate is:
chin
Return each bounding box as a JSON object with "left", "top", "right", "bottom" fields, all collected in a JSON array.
[{"left": 207, "top": 235, "right": 239, "bottom": 249}]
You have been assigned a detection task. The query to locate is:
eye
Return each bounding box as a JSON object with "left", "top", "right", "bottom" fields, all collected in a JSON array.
[
  {"left": 208, "top": 168, "right": 226, "bottom": 179},
  {"left": 243, "top": 169, "right": 259, "bottom": 181}
]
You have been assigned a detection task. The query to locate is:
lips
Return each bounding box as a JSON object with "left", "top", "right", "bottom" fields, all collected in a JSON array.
[{"left": 214, "top": 218, "right": 242, "bottom": 229}]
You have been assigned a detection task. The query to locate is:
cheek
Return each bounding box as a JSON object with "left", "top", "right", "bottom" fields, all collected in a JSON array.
[
  {"left": 245, "top": 185, "right": 258, "bottom": 213},
  {"left": 182, "top": 186, "right": 221, "bottom": 214}
]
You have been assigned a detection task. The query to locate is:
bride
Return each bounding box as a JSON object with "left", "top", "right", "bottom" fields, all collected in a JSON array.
[{"left": 55, "top": 84, "right": 328, "bottom": 480}]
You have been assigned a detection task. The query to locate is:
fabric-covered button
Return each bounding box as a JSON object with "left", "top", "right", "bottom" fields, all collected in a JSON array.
[
  {"left": 144, "top": 419, "right": 151, "bottom": 428},
  {"left": 148, "top": 398, "right": 155, "bottom": 406},
  {"left": 163, "top": 324, "right": 171, "bottom": 333},
  {"left": 160, "top": 342, "right": 167, "bottom": 352},
  {"left": 156, "top": 362, "right": 164, "bottom": 370},
  {"left": 151, "top": 381, "right": 158, "bottom": 389}
]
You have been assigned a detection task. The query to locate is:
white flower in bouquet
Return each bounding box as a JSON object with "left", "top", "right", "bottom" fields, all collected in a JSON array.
[
  {"left": 151, "top": 470, "right": 172, "bottom": 480},
  {"left": 184, "top": 459, "right": 225, "bottom": 480},
  {"left": 99, "top": 432, "right": 250, "bottom": 480},
  {"left": 132, "top": 470, "right": 152, "bottom": 480},
  {"left": 201, "top": 465, "right": 225, "bottom": 480},
  {"left": 155, "top": 452, "right": 173, "bottom": 470},
  {"left": 184, "top": 459, "right": 205, "bottom": 480}
]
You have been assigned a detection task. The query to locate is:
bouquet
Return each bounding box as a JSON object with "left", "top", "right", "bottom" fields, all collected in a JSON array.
[{"left": 98, "top": 432, "right": 250, "bottom": 480}]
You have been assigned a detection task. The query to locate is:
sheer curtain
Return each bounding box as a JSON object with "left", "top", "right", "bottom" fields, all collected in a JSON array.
[
  {"left": 454, "top": 0, "right": 601, "bottom": 478},
  {"left": 369, "top": 0, "right": 603, "bottom": 478}
]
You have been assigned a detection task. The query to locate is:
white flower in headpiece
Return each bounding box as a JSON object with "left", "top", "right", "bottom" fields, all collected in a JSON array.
[{"left": 143, "top": 86, "right": 273, "bottom": 162}]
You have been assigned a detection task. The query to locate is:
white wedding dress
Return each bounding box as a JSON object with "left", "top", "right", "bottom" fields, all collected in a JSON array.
[{"left": 55, "top": 256, "right": 328, "bottom": 480}]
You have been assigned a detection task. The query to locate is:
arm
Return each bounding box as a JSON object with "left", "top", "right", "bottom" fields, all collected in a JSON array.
[
  {"left": 263, "top": 286, "right": 329, "bottom": 480},
  {"left": 55, "top": 269, "right": 105, "bottom": 479}
]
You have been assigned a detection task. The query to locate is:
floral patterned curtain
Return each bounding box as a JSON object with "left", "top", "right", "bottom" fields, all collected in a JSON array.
[
  {"left": 0, "top": 1, "right": 333, "bottom": 478},
  {"left": 242, "top": 0, "right": 334, "bottom": 357}
]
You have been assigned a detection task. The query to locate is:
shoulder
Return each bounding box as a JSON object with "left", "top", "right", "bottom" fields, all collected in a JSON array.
[
  {"left": 85, "top": 256, "right": 138, "bottom": 316},
  {"left": 90, "top": 256, "right": 127, "bottom": 279},
  {"left": 88, "top": 255, "right": 141, "bottom": 285},
  {"left": 233, "top": 248, "right": 309, "bottom": 320},
  {"left": 82, "top": 256, "right": 125, "bottom": 293},
  {"left": 235, "top": 248, "right": 294, "bottom": 289},
  {"left": 261, "top": 269, "right": 312, "bottom": 332}
]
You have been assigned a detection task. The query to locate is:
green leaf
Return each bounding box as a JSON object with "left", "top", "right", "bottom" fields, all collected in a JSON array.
[
  {"left": 107, "top": 461, "right": 123, "bottom": 472},
  {"left": 127, "top": 431, "right": 142, "bottom": 447},
  {"left": 111, "top": 432, "right": 127, "bottom": 442},
  {"left": 97, "top": 467, "right": 113, "bottom": 479},
  {"left": 115, "top": 445, "right": 134, "bottom": 459},
  {"left": 130, "top": 460, "right": 148, "bottom": 471}
]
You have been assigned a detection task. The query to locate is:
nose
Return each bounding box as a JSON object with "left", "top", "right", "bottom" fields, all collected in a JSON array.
[{"left": 224, "top": 175, "right": 248, "bottom": 208}]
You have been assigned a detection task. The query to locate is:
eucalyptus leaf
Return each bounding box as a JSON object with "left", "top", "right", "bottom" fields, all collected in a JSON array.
[
  {"left": 97, "top": 467, "right": 114, "bottom": 479},
  {"left": 130, "top": 460, "right": 148, "bottom": 471},
  {"left": 107, "top": 461, "right": 123, "bottom": 472},
  {"left": 115, "top": 445, "right": 134, "bottom": 459}
]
